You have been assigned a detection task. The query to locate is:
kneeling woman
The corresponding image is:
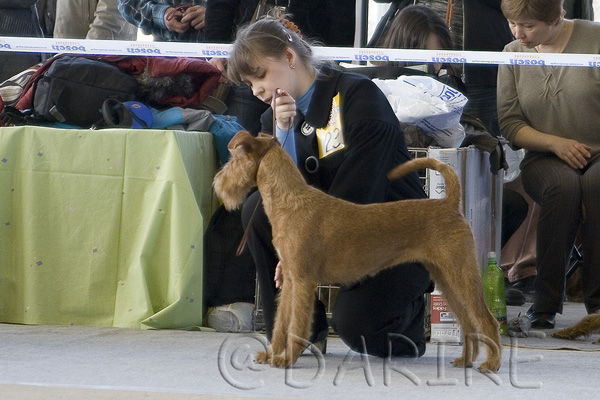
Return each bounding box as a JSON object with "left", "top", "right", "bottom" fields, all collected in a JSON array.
[{"left": 226, "top": 17, "right": 432, "bottom": 357}]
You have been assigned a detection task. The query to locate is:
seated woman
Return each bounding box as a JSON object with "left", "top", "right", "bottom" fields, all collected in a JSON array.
[
  {"left": 226, "top": 17, "right": 433, "bottom": 358},
  {"left": 497, "top": 0, "right": 600, "bottom": 328},
  {"left": 374, "top": 4, "right": 465, "bottom": 93}
]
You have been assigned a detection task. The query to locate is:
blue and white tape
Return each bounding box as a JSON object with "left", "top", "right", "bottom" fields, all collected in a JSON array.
[{"left": 1, "top": 36, "right": 600, "bottom": 67}]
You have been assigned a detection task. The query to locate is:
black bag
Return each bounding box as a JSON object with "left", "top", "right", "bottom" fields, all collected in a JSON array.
[
  {"left": 32, "top": 56, "right": 139, "bottom": 127},
  {"left": 204, "top": 205, "right": 256, "bottom": 308}
]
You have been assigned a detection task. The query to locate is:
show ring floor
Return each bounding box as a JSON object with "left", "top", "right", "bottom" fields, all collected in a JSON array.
[{"left": 0, "top": 302, "right": 597, "bottom": 400}]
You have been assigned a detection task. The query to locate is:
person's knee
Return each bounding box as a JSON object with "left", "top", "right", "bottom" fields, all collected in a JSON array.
[
  {"left": 332, "top": 298, "right": 426, "bottom": 358},
  {"left": 335, "top": 327, "right": 425, "bottom": 358}
]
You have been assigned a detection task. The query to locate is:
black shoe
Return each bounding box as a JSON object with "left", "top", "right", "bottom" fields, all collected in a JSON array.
[
  {"left": 512, "top": 276, "right": 535, "bottom": 294},
  {"left": 525, "top": 307, "right": 555, "bottom": 329},
  {"left": 310, "top": 328, "right": 328, "bottom": 354},
  {"left": 505, "top": 287, "right": 526, "bottom": 306}
]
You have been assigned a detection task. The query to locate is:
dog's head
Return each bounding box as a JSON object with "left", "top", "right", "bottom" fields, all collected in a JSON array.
[{"left": 213, "top": 131, "right": 278, "bottom": 210}]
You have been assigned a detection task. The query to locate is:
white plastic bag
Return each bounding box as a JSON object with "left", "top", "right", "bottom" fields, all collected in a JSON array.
[
  {"left": 373, "top": 75, "right": 468, "bottom": 147},
  {"left": 503, "top": 146, "right": 526, "bottom": 183}
]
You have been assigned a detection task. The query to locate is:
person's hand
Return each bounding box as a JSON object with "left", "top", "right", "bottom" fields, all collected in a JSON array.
[
  {"left": 180, "top": 5, "right": 206, "bottom": 31},
  {"left": 164, "top": 7, "right": 191, "bottom": 33},
  {"left": 272, "top": 89, "right": 296, "bottom": 131},
  {"left": 550, "top": 137, "right": 591, "bottom": 169},
  {"left": 274, "top": 261, "right": 284, "bottom": 289},
  {"left": 209, "top": 58, "right": 229, "bottom": 83}
]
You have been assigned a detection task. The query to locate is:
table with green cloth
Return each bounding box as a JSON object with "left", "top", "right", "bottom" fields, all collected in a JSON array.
[{"left": 0, "top": 126, "right": 220, "bottom": 329}]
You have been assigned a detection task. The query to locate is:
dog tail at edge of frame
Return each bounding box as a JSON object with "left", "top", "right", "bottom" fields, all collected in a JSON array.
[{"left": 387, "top": 158, "right": 460, "bottom": 207}]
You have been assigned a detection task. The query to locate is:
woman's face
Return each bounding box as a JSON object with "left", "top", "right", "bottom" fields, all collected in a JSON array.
[
  {"left": 507, "top": 17, "right": 554, "bottom": 48},
  {"left": 425, "top": 33, "right": 443, "bottom": 73},
  {"left": 241, "top": 50, "right": 301, "bottom": 104}
]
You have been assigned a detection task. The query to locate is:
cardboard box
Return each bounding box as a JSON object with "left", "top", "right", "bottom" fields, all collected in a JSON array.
[{"left": 428, "top": 290, "right": 463, "bottom": 344}]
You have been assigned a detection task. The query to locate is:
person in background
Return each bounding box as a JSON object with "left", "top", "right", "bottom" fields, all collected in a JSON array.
[
  {"left": 118, "top": 0, "right": 205, "bottom": 42},
  {"left": 0, "top": 0, "right": 44, "bottom": 82},
  {"left": 374, "top": 4, "right": 464, "bottom": 92},
  {"left": 36, "top": 0, "right": 56, "bottom": 38},
  {"left": 462, "top": 0, "right": 514, "bottom": 137},
  {"left": 497, "top": 0, "right": 600, "bottom": 328},
  {"left": 226, "top": 17, "right": 433, "bottom": 358},
  {"left": 54, "top": 0, "right": 137, "bottom": 40},
  {"left": 563, "top": 0, "right": 594, "bottom": 19}
]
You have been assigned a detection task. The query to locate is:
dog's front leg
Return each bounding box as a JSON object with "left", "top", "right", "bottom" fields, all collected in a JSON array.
[
  {"left": 255, "top": 276, "right": 293, "bottom": 364},
  {"left": 271, "top": 278, "right": 317, "bottom": 368}
]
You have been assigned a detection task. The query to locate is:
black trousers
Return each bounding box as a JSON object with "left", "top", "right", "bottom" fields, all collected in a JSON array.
[
  {"left": 521, "top": 155, "right": 600, "bottom": 315},
  {"left": 241, "top": 190, "right": 432, "bottom": 358}
]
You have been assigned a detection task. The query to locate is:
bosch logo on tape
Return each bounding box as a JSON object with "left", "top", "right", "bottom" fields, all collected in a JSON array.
[
  {"left": 354, "top": 54, "right": 390, "bottom": 62},
  {"left": 51, "top": 45, "right": 86, "bottom": 52},
  {"left": 127, "top": 47, "right": 161, "bottom": 54},
  {"left": 201, "top": 49, "right": 230, "bottom": 57},
  {"left": 432, "top": 56, "right": 467, "bottom": 64},
  {"left": 509, "top": 58, "right": 546, "bottom": 65}
]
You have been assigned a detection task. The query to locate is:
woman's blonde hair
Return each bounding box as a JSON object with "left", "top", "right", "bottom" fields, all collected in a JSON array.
[
  {"left": 226, "top": 17, "right": 318, "bottom": 85},
  {"left": 501, "top": 0, "right": 565, "bottom": 24}
]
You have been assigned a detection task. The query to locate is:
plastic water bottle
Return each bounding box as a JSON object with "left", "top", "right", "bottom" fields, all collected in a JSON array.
[{"left": 482, "top": 251, "right": 507, "bottom": 335}]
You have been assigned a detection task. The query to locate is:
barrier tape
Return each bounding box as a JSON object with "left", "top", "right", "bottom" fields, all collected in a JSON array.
[{"left": 1, "top": 36, "right": 600, "bottom": 67}]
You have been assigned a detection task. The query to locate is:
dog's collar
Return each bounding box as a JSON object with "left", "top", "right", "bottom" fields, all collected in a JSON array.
[{"left": 257, "top": 135, "right": 279, "bottom": 164}]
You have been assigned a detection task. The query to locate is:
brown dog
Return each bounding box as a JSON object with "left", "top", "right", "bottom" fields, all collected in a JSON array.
[
  {"left": 213, "top": 131, "right": 502, "bottom": 372},
  {"left": 553, "top": 312, "right": 600, "bottom": 344}
]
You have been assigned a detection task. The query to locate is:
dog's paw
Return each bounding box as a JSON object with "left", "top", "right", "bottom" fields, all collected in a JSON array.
[
  {"left": 271, "top": 353, "right": 295, "bottom": 369},
  {"left": 552, "top": 329, "right": 578, "bottom": 340},
  {"left": 255, "top": 351, "right": 270, "bottom": 364},
  {"left": 452, "top": 356, "right": 473, "bottom": 369},
  {"left": 478, "top": 360, "right": 501, "bottom": 373}
]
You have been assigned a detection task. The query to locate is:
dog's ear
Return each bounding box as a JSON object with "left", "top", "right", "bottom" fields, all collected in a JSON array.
[{"left": 228, "top": 130, "right": 253, "bottom": 151}]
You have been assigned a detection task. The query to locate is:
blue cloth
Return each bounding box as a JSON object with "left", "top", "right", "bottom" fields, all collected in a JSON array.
[
  {"left": 209, "top": 115, "right": 244, "bottom": 163},
  {"left": 151, "top": 107, "right": 242, "bottom": 163}
]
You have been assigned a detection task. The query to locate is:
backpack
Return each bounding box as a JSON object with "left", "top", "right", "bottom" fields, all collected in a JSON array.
[
  {"left": 204, "top": 205, "right": 256, "bottom": 308},
  {"left": 32, "top": 56, "right": 139, "bottom": 127}
]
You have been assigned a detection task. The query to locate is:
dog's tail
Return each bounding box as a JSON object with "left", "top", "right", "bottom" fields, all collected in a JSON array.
[{"left": 387, "top": 157, "right": 461, "bottom": 207}]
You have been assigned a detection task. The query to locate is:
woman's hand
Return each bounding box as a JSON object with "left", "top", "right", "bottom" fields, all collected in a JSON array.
[
  {"left": 209, "top": 58, "right": 229, "bottom": 83},
  {"left": 181, "top": 5, "right": 206, "bottom": 31},
  {"left": 274, "top": 261, "right": 284, "bottom": 289},
  {"left": 272, "top": 89, "right": 296, "bottom": 131},
  {"left": 550, "top": 137, "right": 591, "bottom": 169}
]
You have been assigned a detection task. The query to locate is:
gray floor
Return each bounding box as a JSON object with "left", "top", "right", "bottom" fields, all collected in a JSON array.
[{"left": 1, "top": 302, "right": 598, "bottom": 400}]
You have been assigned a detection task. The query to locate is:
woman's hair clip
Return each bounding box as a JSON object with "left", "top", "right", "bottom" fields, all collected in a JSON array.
[{"left": 279, "top": 18, "right": 302, "bottom": 40}]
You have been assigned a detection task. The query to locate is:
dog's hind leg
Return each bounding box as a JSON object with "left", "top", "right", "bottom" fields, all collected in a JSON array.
[
  {"left": 271, "top": 278, "right": 317, "bottom": 368},
  {"left": 427, "top": 249, "right": 502, "bottom": 373},
  {"left": 456, "top": 265, "right": 502, "bottom": 373}
]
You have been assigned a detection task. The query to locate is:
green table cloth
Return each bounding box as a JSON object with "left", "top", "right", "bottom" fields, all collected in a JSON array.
[{"left": 0, "top": 126, "right": 220, "bottom": 329}]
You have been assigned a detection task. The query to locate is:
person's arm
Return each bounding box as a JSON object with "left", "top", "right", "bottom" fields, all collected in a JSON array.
[
  {"left": 511, "top": 126, "right": 590, "bottom": 170},
  {"left": 497, "top": 63, "right": 591, "bottom": 170},
  {"left": 87, "top": 0, "right": 137, "bottom": 40},
  {"left": 118, "top": 0, "right": 170, "bottom": 36}
]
